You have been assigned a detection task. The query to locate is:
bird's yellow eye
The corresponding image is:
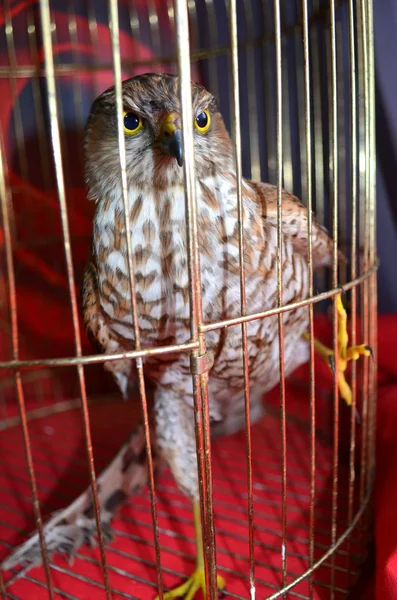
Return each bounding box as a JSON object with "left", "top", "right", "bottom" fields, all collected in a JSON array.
[
  {"left": 123, "top": 111, "right": 144, "bottom": 135},
  {"left": 194, "top": 109, "right": 211, "bottom": 134}
]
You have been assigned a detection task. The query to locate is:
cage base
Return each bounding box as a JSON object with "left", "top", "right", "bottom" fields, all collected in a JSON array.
[{"left": 0, "top": 378, "right": 367, "bottom": 600}]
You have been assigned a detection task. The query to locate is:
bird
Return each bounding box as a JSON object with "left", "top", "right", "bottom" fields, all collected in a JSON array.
[{"left": 1, "top": 73, "right": 370, "bottom": 598}]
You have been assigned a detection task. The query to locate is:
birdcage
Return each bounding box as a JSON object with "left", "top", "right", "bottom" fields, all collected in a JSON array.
[{"left": 0, "top": 0, "right": 377, "bottom": 599}]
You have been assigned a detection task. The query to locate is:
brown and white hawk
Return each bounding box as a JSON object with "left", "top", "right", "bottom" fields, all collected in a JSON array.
[{"left": 2, "top": 73, "right": 369, "bottom": 599}]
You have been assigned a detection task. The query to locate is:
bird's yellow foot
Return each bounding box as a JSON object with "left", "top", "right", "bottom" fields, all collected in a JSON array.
[
  {"left": 304, "top": 293, "right": 373, "bottom": 406},
  {"left": 158, "top": 569, "right": 225, "bottom": 600},
  {"left": 157, "top": 502, "right": 226, "bottom": 599}
]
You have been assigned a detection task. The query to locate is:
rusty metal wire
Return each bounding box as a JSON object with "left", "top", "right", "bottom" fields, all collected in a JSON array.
[
  {"left": 0, "top": 1, "right": 377, "bottom": 599},
  {"left": 228, "top": 1, "right": 255, "bottom": 596},
  {"left": 108, "top": 1, "right": 164, "bottom": 597},
  {"left": 273, "top": 1, "right": 288, "bottom": 593},
  {"left": 174, "top": 0, "right": 218, "bottom": 596},
  {"left": 329, "top": 2, "right": 340, "bottom": 596},
  {"left": 300, "top": 2, "right": 316, "bottom": 597},
  {"left": 0, "top": 121, "right": 55, "bottom": 600},
  {"left": 38, "top": 1, "right": 112, "bottom": 597},
  {"left": 346, "top": 0, "right": 358, "bottom": 585}
]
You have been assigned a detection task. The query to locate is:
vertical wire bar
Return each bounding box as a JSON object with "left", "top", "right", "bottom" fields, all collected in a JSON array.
[
  {"left": 149, "top": 0, "right": 169, "bottom": 69},
  {"left": 310, "top": 0, "right": 325, "bottom": 227},
  {"left": 325, "top": 20, "right": 333, "bottom": 298},
  {"left": 128, "top": 6, "right": 141, "bottom": 53},
  {"left": 366, "top": 0, "right": 377, "bottom": 492},
  {"left": 27, "top": 8, "right": 51, "bottom": 190},
  {"left": 107, "top": 2, "right": 164, "bottom": 597},
  {"left": 0, "top": 133, "right": 55, "bottom": 599},
  {"left": 262, "top": 1, "right": 276, "bottom": 184},
  {"left": 4, "top": 0, "right": 29, "bottom": 182},
  {"left": 280, "top": 2, "right": 293, "bottom": 192},
  {"left": 174, "top": 0, "right": 218, "bottom": 597},
  {"left": 38, "top": 2, "right": 112, "bottom": 597},
  {"left": 353, "top": 0, "right": 371, "bottom": 566},
  {"left": 295, "top": 3, "right": 307, "bottom": 202},
  {"left": 50, "top": 17, "right": 71, "bottom": 186},
  {"left": 359, "top": 0, "right": 373, "bottom": 569},
  {"left": 87, "top": 1, "right": 101, "bottom": 97},
  {"left": 25, "top": 6, "right": 52, "bottom": 315},
  {"left": 364, "top": 0, "right": 374, "bottom": 482},
  {"left": 228, "top": 1, "right": 255, "bottom": 596},
  {"left": 346, "top": 0, "right": 358, "bottom": 584},
  {"left": 242, "top": 0, "right": 261, "bottom": 182},
  {"left": 336, "top": 19, "right": 347, "bottom": 275},
  {"left": 358, "top": 0, "right": 370, "bottom": 508},
  {"left": 186, "top": 0, "right": 199, "bottom": 60},
  {"left": 147, "top": 0, "right": 162, "bottom": 63},
  {"left": 273, "top": 0, "right": 287, "bottom": 591},
  {"left": 329, "top": 1, "right": 339, "bottom": 596},
  {"left": 203, "top": 0, "right": 220, "bottom": 102},
  {"left": 301, "top": 1, "right": 316, "bottom": 597},
  {"left": 67, "top": 0, "right": 85, "bottom": 165}
]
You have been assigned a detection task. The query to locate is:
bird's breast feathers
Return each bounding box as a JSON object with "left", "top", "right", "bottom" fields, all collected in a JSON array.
[{"left": 92, "top": 174, "right": 307, "bottom": 346}]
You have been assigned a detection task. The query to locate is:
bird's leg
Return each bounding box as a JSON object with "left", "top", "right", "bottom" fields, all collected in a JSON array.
[
  {"left": 303, "top": 293, "right": 372, "bottom": 405},
  {"left": 154, "top": 383, "right": 225, "bottom": 599},
  {"left": 158, "top": 502, "right": 225, "bottom": 600}
]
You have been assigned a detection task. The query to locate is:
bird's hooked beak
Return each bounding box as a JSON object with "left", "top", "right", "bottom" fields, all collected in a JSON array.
[{"left": 158, "top": 113, "right": 183, "bottom": 167}]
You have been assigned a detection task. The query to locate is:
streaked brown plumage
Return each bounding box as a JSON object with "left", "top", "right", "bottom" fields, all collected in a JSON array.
[
  {"left": 1, "top": 73, "right": 336, "bottom": 594},
  {"left": 81, "top": 74, "right": 333, "bottom": 499}
]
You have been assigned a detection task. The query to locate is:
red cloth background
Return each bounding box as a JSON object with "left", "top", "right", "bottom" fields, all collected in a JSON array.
[{"left": 372, "top": 318, "right": 397, "bottom": 599}]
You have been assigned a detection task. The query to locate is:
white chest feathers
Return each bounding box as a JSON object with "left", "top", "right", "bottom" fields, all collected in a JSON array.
[{"left": 92, "top": 176, "right": 282, "bottom": 343}]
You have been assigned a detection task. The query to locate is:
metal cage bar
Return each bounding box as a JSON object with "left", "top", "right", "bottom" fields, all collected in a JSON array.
[
  {"left": 0, "top": 132, "right": 55, "bottom": 599},
  {"left": 329, "top": 1, "right": 340, "bottom": 596},
  {"left": 39, "top": 0, "right": 112, "bottom": 596},
  {"left": 175, "top": 0, "right": 218, "bottom": 597},
  {"left": 300, "top": 2, "right": 315, "bottom": 597},
  {"left": 228, "top": 0, "right": 255, "bottom": 595},
  {"left": 357, "top": 2, "right": 371, "bottom": 570},
  {"left": 346, "top": 0, "right": 358, "bottom": 586},
  {"left": 107, "top": 1, "right": 165, "bottom": 598},
  {"left": 273, "top": 0, "right": 288, "bottom": 593}
]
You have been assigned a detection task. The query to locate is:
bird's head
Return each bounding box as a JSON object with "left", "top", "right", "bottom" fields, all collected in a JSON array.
[{"left": 84, "top": 73, "right": 233, "bottom": 199}]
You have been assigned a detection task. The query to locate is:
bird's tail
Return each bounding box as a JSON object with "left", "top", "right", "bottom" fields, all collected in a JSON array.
[{"left": 1, "top": 422, "right": 162, "bottom": 577}]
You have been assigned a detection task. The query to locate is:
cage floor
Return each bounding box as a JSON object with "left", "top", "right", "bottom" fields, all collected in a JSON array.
[{"left": 0, "top": 379, "right": 364, "bottom": 600}]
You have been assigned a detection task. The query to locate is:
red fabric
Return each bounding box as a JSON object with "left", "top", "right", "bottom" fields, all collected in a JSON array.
[{"left": 373, "top": 318, "right": 397, "bottom": 599}]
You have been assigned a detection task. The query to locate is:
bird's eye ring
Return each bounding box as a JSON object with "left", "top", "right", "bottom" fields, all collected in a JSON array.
[
  {"left": 194, "top": 109, "right": 211, "bottom": 134},
  {"left": 123, "top": 111, "right": 144, "bottom": 135}
]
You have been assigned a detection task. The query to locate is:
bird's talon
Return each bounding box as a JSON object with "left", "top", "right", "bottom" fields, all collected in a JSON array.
[
  {"left": 338, "top": 284, "right": 346, "bottom": 294},
  {"left": 158, "top": 570, "right": 225, "bottom": 600},
  {"left": 355, "top": 408, "right": 361, "bottom": 425},
  {"left": 303, "top": 295, "right": 371, "bottom": 407}
]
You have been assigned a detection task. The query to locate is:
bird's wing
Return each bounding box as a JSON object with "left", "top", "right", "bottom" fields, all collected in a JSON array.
[
  {"left": 246, "top": 180, "right": 335, "bottom": 269},
  {"left": 81, "top": 260, "right": 136, "bottom": 398},
  {"left": 81, "top": 260, "right": 111, "bottom": 352}
]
